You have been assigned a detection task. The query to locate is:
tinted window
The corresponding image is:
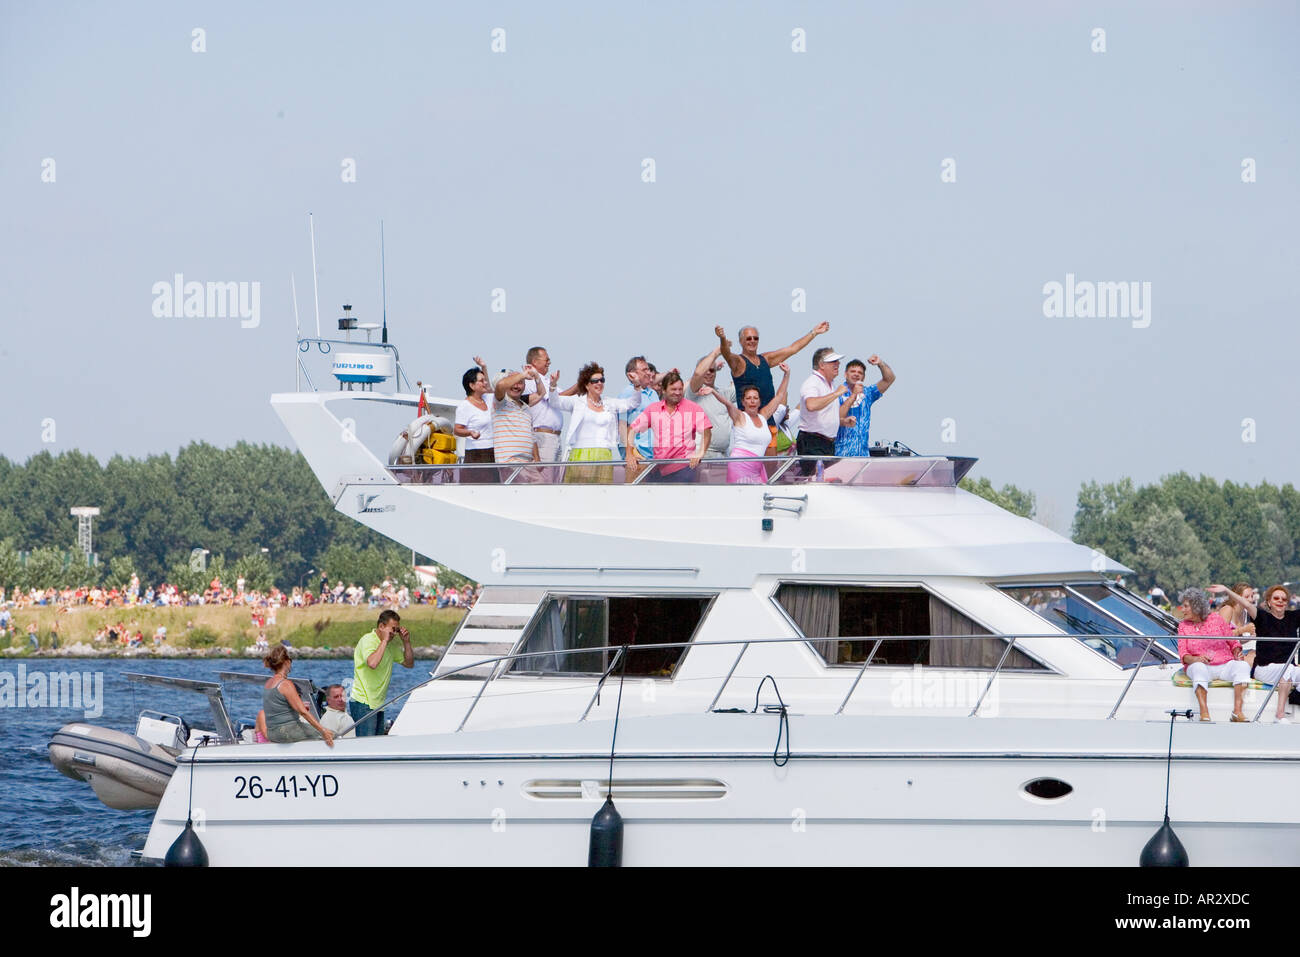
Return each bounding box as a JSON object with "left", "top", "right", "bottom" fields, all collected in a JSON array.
[
  {"left": 511, "top": 596, "right": 708, "bottom": 677},
  {"left": 776, "top": 584, "right": 1044, "bottom": 670},
  {"left": 1071, "top": 584, "right": 1177, "bottom": 656},
  {"left": 1000, "top": 585, "right": 1171, "bottom": 668}
]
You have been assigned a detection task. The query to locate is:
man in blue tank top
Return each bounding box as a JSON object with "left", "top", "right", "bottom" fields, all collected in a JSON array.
[{"left": 717, "top": 322, "right": 830, "bottom": 426}]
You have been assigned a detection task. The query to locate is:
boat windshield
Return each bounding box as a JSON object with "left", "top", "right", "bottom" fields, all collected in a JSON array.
[{"left": 999, "top": 584, "right": 1177, "bottom": 668}]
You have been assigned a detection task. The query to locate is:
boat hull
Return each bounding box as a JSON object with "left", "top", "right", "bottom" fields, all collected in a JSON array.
[{"left": 140, "top": 713, "right": 1300, "bottom": 866}]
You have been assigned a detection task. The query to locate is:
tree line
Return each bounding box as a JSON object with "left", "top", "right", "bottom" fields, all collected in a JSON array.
[
  {"left": 0, "top": 443, "right": 439, "bottom": 592},
  {"left": 961, "top": 474, "right": 1300, "bottom": 591},
  {"left": 0, "top": 444, "right": 1295, "bottom": 594}
]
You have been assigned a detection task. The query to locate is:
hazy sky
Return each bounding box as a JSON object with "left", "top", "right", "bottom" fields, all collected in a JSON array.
[{"left": 3, "top": 2, "right": 1296, "bottom": 532}]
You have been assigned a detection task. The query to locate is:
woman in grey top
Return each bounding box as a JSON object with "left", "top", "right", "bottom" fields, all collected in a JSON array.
[{"left": 262, "top": 644, "right": 335, "bottom": 746}]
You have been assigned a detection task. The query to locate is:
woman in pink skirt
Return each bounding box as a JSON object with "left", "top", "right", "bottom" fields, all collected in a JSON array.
[{"left": 698, "top": 362, "right": 791, "bottom": 484}]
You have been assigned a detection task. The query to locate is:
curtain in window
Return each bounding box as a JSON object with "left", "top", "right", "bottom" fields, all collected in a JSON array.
[
  {"left": 927, "top": 595, "right": 1038, "bottom": 669},
  {"left": 523, "top": 599, "right": 567, "bottom": 672},
  {"left": 780, "top": 585, "right": 841, "bottom": 662}
]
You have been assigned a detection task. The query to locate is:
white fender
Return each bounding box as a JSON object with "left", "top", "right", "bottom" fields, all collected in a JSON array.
[{"left": 388, "top": 432, "right": 412, "bottom": 465}]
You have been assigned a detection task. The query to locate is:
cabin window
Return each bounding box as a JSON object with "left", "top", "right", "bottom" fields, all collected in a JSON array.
[
  {"left": 774, "top": 584, "right": 1045, "bottom": 670},
  {"left": 510, "top": 595, "right": 710, "bottom": 677},
  {"left": 998, "top": 584, "right": 1177, "bottom": 668}
]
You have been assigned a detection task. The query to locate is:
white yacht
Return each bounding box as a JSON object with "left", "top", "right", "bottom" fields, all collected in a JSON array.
[{"left": 138, "top": 343, "right": 1300, "bottom": 866}]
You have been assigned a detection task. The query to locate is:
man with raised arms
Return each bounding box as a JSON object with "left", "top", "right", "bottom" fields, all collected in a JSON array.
[
  {"left": 717, "top": 321, "right": 830, "bottom": 436},
  {"left": 520, "top": 346, "right": 563, "bottom": 482}
]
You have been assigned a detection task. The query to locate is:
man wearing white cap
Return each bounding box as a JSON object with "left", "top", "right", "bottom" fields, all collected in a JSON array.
[{"left": 797, "top": 346, "right": 850, "bottom": 476}]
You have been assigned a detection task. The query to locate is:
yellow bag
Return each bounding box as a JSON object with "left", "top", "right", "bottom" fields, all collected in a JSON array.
[
  {"left": 425, "top": 432, "right": 457, "bottom": 453},
  {"left": 420, "top": 448, "right": 458, "bottom": 465}
]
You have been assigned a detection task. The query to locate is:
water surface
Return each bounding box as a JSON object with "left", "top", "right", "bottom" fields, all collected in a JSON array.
[{"left": 0, "top": 658, "right": 434, "bottom": 865}]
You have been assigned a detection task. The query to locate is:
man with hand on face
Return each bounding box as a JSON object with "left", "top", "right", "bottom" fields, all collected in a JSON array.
[
  {"left": 617, "top": 356, "right": 658, "bottom": 461},
  {"left": 626, "top": 371, "right": 713, "bottom": 483},
  {"left": 349, "top": 610, "right": 414, "bottom": 736}
]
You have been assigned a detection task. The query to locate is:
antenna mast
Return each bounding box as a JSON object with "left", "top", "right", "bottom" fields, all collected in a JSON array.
[
  {"left": 309, "top": 213, "right": 322, "bottom": 338},
  {"left": 380, "top": 220, "right": 388, "bottom": 344}
]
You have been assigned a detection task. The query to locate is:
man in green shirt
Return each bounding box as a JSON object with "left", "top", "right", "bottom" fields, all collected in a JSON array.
[{"left": 348, "top": 609, "right": 414, "bottom": 736}]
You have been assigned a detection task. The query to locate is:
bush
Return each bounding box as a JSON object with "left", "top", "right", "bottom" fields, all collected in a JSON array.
[{"left": 186, "top": 625, "right": 219, "bottom": 647}]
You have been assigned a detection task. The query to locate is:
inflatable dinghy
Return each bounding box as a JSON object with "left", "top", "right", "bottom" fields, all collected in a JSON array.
[{"left": 49, "top": 723, "right": 176, "bottom": 811}]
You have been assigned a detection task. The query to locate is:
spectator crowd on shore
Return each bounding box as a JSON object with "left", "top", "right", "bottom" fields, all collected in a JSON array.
[{"left": 0, "top": 575, "right": 481, "bottom": 649}]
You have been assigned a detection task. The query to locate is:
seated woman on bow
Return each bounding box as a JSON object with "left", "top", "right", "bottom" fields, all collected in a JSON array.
[{"left": 1176, "top": 586, "right": 1250, "bottom": 723}]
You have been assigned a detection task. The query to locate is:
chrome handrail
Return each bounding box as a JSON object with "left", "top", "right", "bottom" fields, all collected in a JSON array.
[
  {"left": 1250, "top": 639, "right": 1300, "bottom": 723},
  {"left": 1106, "top": 635, "right": 1161, "bottom": 719},
  {"left": 387, "top": 454, "right": 978, "bottom": 488},
  {"left": 579, "top": 646, "right": 627, "bottom": 722},
  {"left": 970, "top": 637, "right": 1019, "bottom": 717},
  {"left": 707, "top": 642, "right": 751, "bottom": 711},
  {"left": 344, "top": 632, "right": 1185, "bottom": 735},
  {"left": 836, "top": 638, "right": 884, "bottom": 714}
]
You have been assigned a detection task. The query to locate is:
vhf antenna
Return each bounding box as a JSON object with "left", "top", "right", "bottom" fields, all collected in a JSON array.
[{"left": 380, "top": 220, "right": 388, "bottom": 344}]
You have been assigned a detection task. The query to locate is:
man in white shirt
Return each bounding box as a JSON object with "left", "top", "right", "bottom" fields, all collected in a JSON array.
[
  {"left": 686, "top": 348, "right": 735, "bottom": 467},
  {"left": 686, "top": 348, "right": 738, "bottom": 481},
  {"left": 521, "top": 346, "right": 564, "bottom": 483},
  {"left": 317, "top": 684, "right": 356, "bottom": 738},
  {"left": 797, "top": 347, "right": 851, "bottom": 476}
]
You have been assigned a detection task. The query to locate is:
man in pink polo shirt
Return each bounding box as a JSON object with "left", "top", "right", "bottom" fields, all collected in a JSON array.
[{"left": 626, "top": 371, "right": 713, "bottom": 484}]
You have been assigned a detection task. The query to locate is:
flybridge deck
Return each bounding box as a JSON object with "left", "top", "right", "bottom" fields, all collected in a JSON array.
[{"left": 272, "top": 389, "right": 1118, "bottom": 586}]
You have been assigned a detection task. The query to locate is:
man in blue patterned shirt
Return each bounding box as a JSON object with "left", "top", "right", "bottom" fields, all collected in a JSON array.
[{"left": 835, "top": 355, "right": 895, "bottom": 456}]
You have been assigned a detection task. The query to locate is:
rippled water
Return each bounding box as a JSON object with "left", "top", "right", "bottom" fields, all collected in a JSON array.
[{"left": 0, "top": 658, "right": 434, "bottom": 866}]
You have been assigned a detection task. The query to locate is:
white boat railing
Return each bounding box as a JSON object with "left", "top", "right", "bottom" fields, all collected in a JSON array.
[
  {"left": 343, "top": 633, "right": 1297, "bottom": 735},
  {"left": 387, "top": 454, "right": 979, "bottom": 488}
]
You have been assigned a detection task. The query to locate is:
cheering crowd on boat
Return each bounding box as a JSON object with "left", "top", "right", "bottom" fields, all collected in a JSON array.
[{"left": 445, "top": 322, "right": 896, "bottom": 484}]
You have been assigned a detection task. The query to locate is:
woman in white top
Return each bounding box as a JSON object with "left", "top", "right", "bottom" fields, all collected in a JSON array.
[
  {"left": 552, "top": 362, "right": 639, "bottom": 484},
  {"left": 698, "top": 362, "right": 790, "bottom": 484},
  {"left": 454, "top": 358, "right": 497, "bottom": 484}
]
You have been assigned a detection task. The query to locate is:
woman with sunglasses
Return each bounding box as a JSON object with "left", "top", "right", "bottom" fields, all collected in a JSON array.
[
  {"left": 553, "top": 363, "right": 640, "bottom": 484},
  {"left": 1243, "top": 584, "right": 1300, "bottom": 722}
]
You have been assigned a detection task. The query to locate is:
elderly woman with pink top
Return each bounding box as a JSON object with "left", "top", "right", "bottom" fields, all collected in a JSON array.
[{"left": 1176, "top": 586, "right": 1250, "bottom": 722}]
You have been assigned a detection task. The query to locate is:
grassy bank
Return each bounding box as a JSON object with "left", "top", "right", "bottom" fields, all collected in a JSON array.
[{"left": 4, "top": 603, "right": 463, "bottom": 655}]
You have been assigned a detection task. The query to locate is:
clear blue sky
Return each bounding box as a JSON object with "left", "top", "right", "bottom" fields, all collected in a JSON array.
[{"left": 3, "top": 2, "right": 1296, "bottom": 531}]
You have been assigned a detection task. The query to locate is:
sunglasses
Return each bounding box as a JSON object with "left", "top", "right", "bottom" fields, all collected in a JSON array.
[
  {"left": 743, "top": 336, "right": 759, "bottom": 341},
  {"left": 589, "top": 377, "right": 605, "bottom": 383}
]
